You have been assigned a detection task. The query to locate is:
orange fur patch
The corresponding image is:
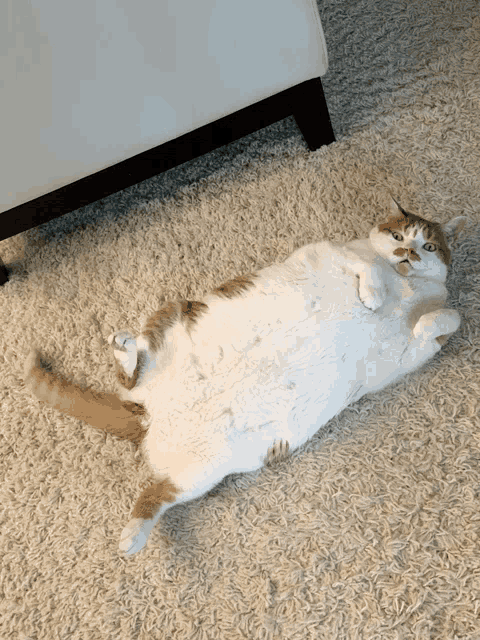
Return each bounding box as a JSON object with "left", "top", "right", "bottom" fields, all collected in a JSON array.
[
  {"left": 143, "top": 300, "right": 209, "bottom": 353},
  {"left": 142, "top": 276, "right": 256, "bottom": 357},
  {"left": 393, "top": 248, "right": 421, "bottom": 262},
  {"left": 212, "top": 274, "right": 257, "bottom": 299},
  {"left": 115, "top": 348, "right": 147, "bottom": 390},
  {"left": 143, "top": 302, "right": 181, "bottom": 352},
  {"left": 132, "top": 478, "right": 180, "bottom": 519},
  {"left": 180, "top": 300, "right": 208, "bottom": 332}
]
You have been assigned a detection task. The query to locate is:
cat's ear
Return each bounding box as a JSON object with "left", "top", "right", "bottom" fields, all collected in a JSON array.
[
  {"left": 442, "top": 216, "right": 468, "bottom": 244},
  {"left": 390, "top": 196, "right": 408, "bottom": 218}
]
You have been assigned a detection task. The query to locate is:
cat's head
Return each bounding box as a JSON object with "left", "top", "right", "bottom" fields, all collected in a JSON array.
[{"left": 369, "top": 198, "right": 467, "bottom": 281}]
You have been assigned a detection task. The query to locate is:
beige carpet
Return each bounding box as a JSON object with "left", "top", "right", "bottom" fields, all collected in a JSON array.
[{"left": 2, "top": 1, "right": 480, "bottom": 638}]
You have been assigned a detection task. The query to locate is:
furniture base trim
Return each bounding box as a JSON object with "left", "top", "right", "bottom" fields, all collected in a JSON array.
[{"left": 0, "top": 77, "right": 335, "bottom": 284}]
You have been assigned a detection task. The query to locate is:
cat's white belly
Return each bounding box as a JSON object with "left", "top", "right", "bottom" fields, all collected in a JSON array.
[
  {"left": 137, "top": 316, "right": 401, "bottom": 497},
  {"left": 133, "top": 272, "right": 445, "bottom": 505},
  {"left": 140, "top": 365, "right": 365, "bottom": 503}
]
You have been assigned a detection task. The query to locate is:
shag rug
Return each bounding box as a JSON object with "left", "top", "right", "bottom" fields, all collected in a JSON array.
[{"left": 2, "top": 1, "right": 480, "bottom": 638}]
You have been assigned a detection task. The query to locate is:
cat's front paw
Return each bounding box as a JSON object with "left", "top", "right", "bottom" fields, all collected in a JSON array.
[
  {"left": 119, "top": 518, "right": 149, "bottom": 555},
  {"left": 413, "top": 309, "right": 461, "bottom": 341},
  {"left": 359, "top": 285, "right": 384, "bottom": 311}
]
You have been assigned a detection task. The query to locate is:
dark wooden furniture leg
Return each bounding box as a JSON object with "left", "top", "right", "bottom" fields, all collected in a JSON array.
[
  {"left": 291, "top": 77, "right": 335, "bottom": 151},
  {"left": 0, "top": 257, "right": 8, "bottom": 286},
  {"left": 0, "top": 78, "right": 334, "bottom": 285}
]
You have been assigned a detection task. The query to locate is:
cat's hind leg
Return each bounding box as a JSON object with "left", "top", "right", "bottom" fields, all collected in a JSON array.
[
  {"left": 108, "top": 329, "right": 151, "bottom": 391},
  {"left": 119, "top": 477, "right": 180, "bottom": 555},
  {"left": 108, "top": 330, "right": 138, "bottom": 377}
]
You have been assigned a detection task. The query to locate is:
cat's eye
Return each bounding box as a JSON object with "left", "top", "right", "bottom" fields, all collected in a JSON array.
[
  {"left": 392, "top": 232, "right": 403, "bottom": 241},
  {"left": 423, "top": 243, "right": 436, "bottom": 252}
]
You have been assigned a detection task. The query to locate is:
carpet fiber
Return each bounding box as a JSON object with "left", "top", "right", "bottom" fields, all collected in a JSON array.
[{"left": 2, "top": 1, "right": 480, "bottom": 638}]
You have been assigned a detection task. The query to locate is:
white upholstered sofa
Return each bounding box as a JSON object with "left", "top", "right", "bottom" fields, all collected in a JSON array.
[{"left": 0, "top": 0, "right": 334, "bottom": 285}]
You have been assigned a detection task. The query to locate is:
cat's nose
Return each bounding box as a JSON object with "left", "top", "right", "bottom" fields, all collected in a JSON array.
[{"left": 408, "top": 249, "right": 420, "bottom": 261}]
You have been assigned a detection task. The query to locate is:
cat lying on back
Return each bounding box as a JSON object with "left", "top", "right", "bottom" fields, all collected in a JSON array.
[{"left": 24, "top": 198, "right": 466, "bottom": 555}]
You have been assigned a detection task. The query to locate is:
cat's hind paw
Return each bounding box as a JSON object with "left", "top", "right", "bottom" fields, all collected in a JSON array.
[
  {"left": 119, "top": 518, "right": 149, "bottom": 555},
  {"left": 108, "top": 329, "right": 135, "bottom": 350},
  {"left": 264, "top": 439, "right": 290, "bottom": 466},
  {"left": 108, "top": 330, "right": 138, "bottom": 377}
]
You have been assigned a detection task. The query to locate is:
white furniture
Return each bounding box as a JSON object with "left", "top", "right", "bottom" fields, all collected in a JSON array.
[{"left": 0, "top": 0, "right": 334, "bottom": 284}]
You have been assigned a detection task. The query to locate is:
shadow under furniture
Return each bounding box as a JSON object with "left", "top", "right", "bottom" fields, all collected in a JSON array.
[{"left": 0, "top": 78, "right": 334, "bottom": 286}]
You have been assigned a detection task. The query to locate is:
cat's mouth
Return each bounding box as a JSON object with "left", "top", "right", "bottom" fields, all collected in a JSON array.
[{"left": 396, "top": 259, "right": 411, "bottom": 275}]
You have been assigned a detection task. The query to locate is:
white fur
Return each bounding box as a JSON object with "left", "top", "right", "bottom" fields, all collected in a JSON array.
[{"left": 116, "top": 211, "right": 466, "bottom": 553}]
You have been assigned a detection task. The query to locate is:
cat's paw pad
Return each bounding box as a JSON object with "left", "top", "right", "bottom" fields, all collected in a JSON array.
[
  {"left": 264, "top": 439, "right": 290, "bottom": 465},
  {"left": 108, "top": 330, "right": 138, "bottom": 377},
  {"left": 119, "top": 518, "right": 148, "bottom": 555},
  {"left": 359, "top": 286, "right": 384, "bottom": 311}
]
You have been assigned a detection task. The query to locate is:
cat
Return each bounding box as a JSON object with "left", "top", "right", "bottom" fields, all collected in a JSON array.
[{"left": 23, "top": 197, "right": 467, "bottom": 555}]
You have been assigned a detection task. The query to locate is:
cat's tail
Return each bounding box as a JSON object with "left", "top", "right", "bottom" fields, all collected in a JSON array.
[{"left": 23, "top": 349, "right": 147, "bottom": 445}]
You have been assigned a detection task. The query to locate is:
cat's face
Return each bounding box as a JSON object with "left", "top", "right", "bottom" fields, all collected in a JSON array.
[{"left": 369, "top": 198, "right": 465, "bottom": 281}]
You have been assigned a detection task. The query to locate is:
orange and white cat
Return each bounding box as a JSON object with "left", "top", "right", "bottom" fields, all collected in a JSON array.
[{"left": 24, "top": 198, "right": 466, "bottom": 555}]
